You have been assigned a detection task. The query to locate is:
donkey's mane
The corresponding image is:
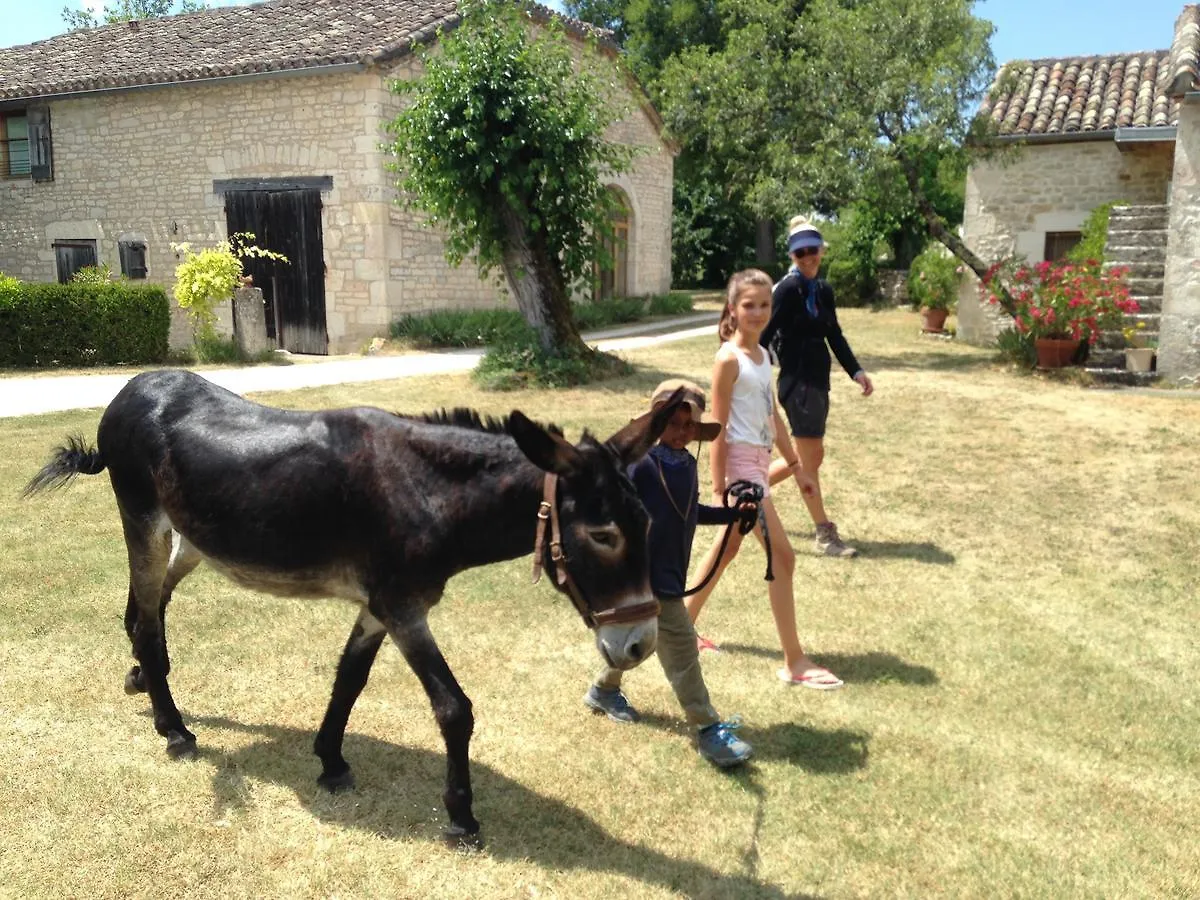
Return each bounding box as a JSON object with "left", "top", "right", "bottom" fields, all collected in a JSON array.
[{"left": 405, "top": 408, "right": 565, "bottom": 437}]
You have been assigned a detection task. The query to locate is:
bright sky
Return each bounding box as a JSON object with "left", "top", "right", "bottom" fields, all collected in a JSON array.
[{"left": 0, "top": 0, "right": 1192, "bottom": 64}]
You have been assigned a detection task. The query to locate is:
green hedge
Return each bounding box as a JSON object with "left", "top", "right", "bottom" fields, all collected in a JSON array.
[
  {"left": 391, "top": 293, "right": 694, "bottom": 349},
  {"left": 0, "top": 280, "right": 171, "bottom": 367}
]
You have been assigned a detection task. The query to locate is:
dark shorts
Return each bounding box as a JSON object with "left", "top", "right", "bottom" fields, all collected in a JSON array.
[{"left": 781, "top": 383, "right": 829, "bottom": 439}]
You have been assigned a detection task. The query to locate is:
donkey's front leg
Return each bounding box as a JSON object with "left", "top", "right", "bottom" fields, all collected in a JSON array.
[
  {"left": 385, "top": 611, "right": 480, "bottom": 846},
  {"left": 314, "top": 608, "right": 388, "bottom": 791}
]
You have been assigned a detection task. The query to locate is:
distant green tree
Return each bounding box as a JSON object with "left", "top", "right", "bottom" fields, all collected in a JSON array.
[{"left": 62, "top": 0, "right": 206, "bottom": 31}]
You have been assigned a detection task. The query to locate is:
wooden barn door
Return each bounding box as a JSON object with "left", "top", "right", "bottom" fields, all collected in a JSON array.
[{"left": 224, "top": 189, "right": 328, "bottom": 354}]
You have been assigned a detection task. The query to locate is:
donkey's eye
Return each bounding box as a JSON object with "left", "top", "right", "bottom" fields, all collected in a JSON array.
[
  {"left": 589, "top": 528, "right": 618, "bottom": 547},
  {"left": 588, "top": 525, "right": 619, "bottom": 547}
]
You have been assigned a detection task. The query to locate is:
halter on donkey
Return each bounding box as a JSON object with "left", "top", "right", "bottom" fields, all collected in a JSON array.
[{"left": 24, "top": 369, "right": 683, "bottom": 845}]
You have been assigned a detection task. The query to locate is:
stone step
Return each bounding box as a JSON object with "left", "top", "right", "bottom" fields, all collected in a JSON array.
[
  {"left": 1104, "top": 244, "right": 1168, "bottom": 264},
  {"left": 1110, "top": 204, "right": 1169, "bottom": 215},
  {"left": 1108, "top": 210, "right": 1169, "bottom": 229},
  {"left": 1125, "top": 277, "right": 1163, "bottom": 297},
  {"left": 1084, "top": 367, "right": 1159, "bottom": 387},
  {"left": 1106, "top": 229, "right": 1168, "bottom": 247},
  {"left": 1103, "top": 261, "right": 1165, "bottom": 278}
]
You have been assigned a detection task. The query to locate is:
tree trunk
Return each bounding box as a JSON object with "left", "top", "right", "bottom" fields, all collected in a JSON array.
[
  {"left": 755, "top": 218, "right": 776, "bottom": 266},
  {"left": 893, "top": 148, "right": 1018, "bottom": 318},
  {"left": 497, "top": 203, "right": 587, "bottom": 354}
]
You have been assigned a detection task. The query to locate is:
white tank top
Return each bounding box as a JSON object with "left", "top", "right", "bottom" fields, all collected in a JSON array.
[{"left": 722, "top": 343, "right": 775, "bottom": 447}]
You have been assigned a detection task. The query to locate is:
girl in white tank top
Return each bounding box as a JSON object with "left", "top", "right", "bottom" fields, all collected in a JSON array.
[
  {"left": 724, "top": 342, "right": 776, "bottom": 447},
  {"left": 685, "top": 269, "right": 844, "bottom": 691}
]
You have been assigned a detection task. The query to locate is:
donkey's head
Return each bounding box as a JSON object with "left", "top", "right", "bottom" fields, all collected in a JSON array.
[{"left": 508, "top": 393, "right": 682, "bottom": 670}]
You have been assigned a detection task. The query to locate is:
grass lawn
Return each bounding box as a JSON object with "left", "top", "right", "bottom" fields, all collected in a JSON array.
[{"left": 1, "top": 308, "right": 1196, "bottom": 898}]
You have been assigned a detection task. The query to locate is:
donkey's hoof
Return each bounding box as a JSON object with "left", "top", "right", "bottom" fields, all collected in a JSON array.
[
  {"left": 317, "top": 769, "right": 356, "bottom": 793},
  {"left": 443, "top": 824, "right": 484, "bottom": 851},
  {"left": 124, "top": 666, "right": 147, "bottom": 695},
  {"left": 165, "top": 731, "right": 197, "bottom": 759}
]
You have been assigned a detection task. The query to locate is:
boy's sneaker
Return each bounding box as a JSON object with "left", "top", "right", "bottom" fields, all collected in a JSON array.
[
  {"left": 815, "top": 521, "right": 857, "bottom": 558},
  {"left": 583, "top": 686, "right": 639, "bottom": 723},
  {"left": 697, "top": 720, "right": 753, "bottom": 768}
]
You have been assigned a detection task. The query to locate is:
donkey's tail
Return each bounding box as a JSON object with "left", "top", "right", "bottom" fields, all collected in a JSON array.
[{"left": 22, "top": 435, "right": 106, "bottom": 498}]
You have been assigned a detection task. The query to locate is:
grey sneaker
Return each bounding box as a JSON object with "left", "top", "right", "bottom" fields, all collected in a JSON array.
[
  {"left": 583, "top": 686, "right": 639, "bottom": 723},
  {"left": 697, "top": 720, "right": 753, "bottom": 768},
  {"left": 815, "top": 521, "right": 857, "bottom": 558}
]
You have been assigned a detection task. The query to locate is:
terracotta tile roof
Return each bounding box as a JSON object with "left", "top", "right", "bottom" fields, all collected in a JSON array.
[
  {"left": 0, "top": 0, "right": 611, "bottom": 102},
  {"left": 1167, "top": 4, "right": 1200, "bottom": 95},
  {"left": 981, "top": 4, "right": 1200, "bottom": 137}
]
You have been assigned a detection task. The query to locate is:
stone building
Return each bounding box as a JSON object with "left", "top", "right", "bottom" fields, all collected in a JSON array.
[
  {"left": 0, "top": 0, "right": 674, "bottom": 354},
  {"left": 958, "top": 4, "right": 1200, "bottom": 380}
]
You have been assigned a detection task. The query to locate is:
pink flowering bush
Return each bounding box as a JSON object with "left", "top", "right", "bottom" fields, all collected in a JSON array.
[{"left": 979, "top": 258, "right": 1139, "bottom": 344}]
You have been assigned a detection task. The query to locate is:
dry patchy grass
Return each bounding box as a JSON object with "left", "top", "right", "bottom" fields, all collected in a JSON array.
[{"left": 2, "top": 309, "right": 1197, "bottom": 899}]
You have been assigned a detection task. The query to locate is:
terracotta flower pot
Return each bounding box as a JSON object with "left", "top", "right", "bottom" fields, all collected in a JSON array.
[
  {"left": 1124, "top": 347, "right": 1156, "bottom": 372},
  {"left": 1034, "top": 337, "right": 1081, "bottom": 369},
  {"left": 921, "top": 307, "right": 949, "bottom": 333}
]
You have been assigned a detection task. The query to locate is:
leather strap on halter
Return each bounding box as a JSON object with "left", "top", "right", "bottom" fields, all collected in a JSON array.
[{"left": 531, "top": 472, "right": 660, "bottom": 630}]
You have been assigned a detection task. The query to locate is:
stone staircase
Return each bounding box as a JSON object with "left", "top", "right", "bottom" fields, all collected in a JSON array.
[{"left": 1084, "top": 204, "right": 1166, "bottom": 386}]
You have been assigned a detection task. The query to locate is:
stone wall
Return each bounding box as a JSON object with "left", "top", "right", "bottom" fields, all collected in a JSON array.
[
  {"left": 0, "top": 45, "right": 674, "bottom": 355},
  {"left": 0, "top": 70, "right": 394, "bottom": 353},
  {"left": 1160, "top": 102, "right": 1200, "bottom": 381},
  {"left": 956, "top": 140, "right": 1174, "bottom": 343}
]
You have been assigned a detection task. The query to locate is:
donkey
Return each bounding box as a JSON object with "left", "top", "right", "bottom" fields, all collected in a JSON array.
[{"left": 24, "top": 369, "right": 680, "bottom": 844}]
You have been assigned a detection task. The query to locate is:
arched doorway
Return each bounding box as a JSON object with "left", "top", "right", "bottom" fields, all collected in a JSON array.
[{"left": 597, "top": 186, "right": 632, "bottom": 299}]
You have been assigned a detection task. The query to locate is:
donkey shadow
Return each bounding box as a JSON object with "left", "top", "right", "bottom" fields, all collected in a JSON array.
[{"left": 190, "top": 715, "right": 821, "bottom": 900}]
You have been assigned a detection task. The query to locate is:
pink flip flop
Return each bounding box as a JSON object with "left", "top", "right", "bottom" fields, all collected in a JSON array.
[
  {"left": 777, "top": 667, "right": 844, "bottom": 691},
  {"left": 696, "top": 635, "right": 721, "bottom": 653}
]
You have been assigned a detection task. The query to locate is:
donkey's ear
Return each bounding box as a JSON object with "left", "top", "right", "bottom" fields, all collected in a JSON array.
[
  {"left": 606, "top": 388, "right": 682, "bottom": 466},
  {"left": 508, "top": 411, "right": 583, "bottom": 476}
]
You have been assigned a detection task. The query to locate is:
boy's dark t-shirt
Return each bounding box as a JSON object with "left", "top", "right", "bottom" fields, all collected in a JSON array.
[{"left": 628, "top": 444, "right": 738, "bottom": 599}]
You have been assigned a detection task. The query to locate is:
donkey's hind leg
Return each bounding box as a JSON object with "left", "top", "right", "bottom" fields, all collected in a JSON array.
[
  {"left": 121, "top": 514, "right": 196, "bottom": 758},
  {"left": 313, "top": 608, "right": 388, "bottom": 791},
  {"left": 123, "top": 533, "right": 203, "bottom": 695}
]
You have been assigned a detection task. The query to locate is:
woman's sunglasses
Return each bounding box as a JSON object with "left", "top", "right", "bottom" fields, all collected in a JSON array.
[{"left": 795, "top": 246, "right": 822, "bottom": 258}]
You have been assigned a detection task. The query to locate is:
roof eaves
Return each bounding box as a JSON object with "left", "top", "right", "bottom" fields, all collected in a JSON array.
[{"left": 0, "top": 60, "right": 367, "bottom": 105}]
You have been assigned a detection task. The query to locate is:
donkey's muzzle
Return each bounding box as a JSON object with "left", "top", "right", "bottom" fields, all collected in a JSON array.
[{"left": 596, "top": 618, "right": 658, "bottom": 670}]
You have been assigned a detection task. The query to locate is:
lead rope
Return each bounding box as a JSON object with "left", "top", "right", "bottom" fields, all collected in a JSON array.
[{"left": 670, "top": 479, "right": 771, "bottom": 600}]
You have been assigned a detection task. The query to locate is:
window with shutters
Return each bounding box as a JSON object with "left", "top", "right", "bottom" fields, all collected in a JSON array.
[
  {"left": 119, "top": 240, "right": 148, "bottom": 279},
  {"left": 53, "top": 240, "right": 98, "bottom": 283},
  {"left": 0, "top": 106, "right": 52, "bottom": 181}
]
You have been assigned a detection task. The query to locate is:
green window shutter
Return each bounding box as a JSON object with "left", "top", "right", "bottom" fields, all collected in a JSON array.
[{"left": 28, "top": 105, "right": 53, "bottom": 182}]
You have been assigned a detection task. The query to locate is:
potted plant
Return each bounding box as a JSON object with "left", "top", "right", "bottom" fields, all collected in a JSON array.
[
  {"left": 1123, "top": 321, "right": 1157, "bottom": 372},
  {"left": 908, "top": 245, "right": 959, "bottom": 333},
  {"left": 979, "top": 258, "right": 1139, "bottom": 369}
]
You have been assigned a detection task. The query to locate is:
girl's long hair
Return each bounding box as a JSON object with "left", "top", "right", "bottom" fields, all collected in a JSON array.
[{"left": 719, "top": 268, "right": 773, "bottom": 343}]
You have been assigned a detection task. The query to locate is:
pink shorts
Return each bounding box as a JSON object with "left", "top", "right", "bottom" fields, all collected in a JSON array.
[{"left": 724, "top": 442, "right": 771, "bottom": 498}]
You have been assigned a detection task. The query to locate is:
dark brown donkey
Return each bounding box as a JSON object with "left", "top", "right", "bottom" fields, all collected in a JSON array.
[{"left": 24, "top": 369, "right": 680, "bottom": 844}]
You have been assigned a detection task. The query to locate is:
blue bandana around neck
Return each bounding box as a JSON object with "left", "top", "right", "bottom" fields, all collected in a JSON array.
[
  {"left": 805, "top": 278, "right": 819, "bottom": 318},
  {"left": 651, "top": 443, "right": 694, "bottom": 468}
]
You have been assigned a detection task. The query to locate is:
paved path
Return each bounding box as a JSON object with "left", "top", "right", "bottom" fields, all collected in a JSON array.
[{"left": 0, "top": 313, "right": 717, "bottom": 418}]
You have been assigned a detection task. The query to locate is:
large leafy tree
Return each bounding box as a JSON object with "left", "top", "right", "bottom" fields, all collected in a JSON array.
[
  {"left": 387, "top": 0, "right": 634, "bottom": 352},
  {"left": 62, "top": 0, "right": 206, "bottom": 31},
  {"left": 794, "top": 0, "right": 1001, "bottom": 292},
  {"left": 572, "top": 0, "right": 1001, "bottom": 296}
]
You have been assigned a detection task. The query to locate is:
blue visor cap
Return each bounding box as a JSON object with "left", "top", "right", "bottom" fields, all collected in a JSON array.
[{"left": 786, "top": 226, "right": 825, "bottom": 253}]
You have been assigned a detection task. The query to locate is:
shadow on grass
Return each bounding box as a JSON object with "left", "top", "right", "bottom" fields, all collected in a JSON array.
[
  {"left": 189, "top": 715, "right": 820, "bottom": 900},
  {"left": 781, "top": 536, "right": 956, "bottom": 564},
  {"left": 860, "top": 351, "right": 995, "bottom": 373},
  {"left": 636, "top": 711, "right": 869, "bottom": 774},
  {"left": 712, "top": 647, "right": 939, "bottom": 687}
]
